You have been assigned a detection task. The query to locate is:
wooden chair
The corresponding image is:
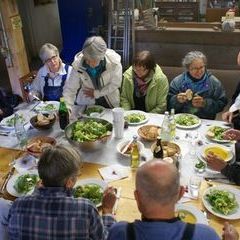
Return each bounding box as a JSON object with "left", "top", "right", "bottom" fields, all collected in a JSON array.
[{"left": 19, "top": 70, "right": 37, "bottom": 102}]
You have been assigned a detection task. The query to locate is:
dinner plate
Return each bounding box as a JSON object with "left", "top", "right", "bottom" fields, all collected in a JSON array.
[
  {"left": 35, "top": 101, "right": 59, "bottom": 113},
  {"left": 175, "top": 113, "right": 201, "bottom": 129},
  {"left": 202, "top": 185, "right": 240, "bottom": 220},
  {"left": 201, "top": 144, "right": 233, "bottom": 163},
  {"left": 0, "top": 110, "right": 31, "bottom": 129},
  {"left": 116, "top": 139, "right": 145, "bottom": 157},
  {"left": 205, "top": 126, "right": 231, "bottom": 144},
  {"left": 6, "top": 170, "right": 39, "bottom": 197},
  {"left": 175, "top": 204, "right": 208, "bottom": 225},
  {"left": 73, "top": 178, "right": 107, "bottom": 207},
  {"left": 124, "top": 110, "right": 149, "bottom": 126},
  {"left": 14, "top": 154, "right": 38, "bottom": 173},
  {"left": 82, "top": 105, "right": 105, "bottom": 118}
]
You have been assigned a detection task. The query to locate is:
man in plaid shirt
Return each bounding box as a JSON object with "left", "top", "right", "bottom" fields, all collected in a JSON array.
[{"left": 0, "top": 145, "right": 116, "bottom": 240}]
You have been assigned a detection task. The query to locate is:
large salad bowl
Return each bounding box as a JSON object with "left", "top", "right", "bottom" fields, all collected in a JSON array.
[{"left": 65, "top": 118, "right": 113, "bottom": 152}]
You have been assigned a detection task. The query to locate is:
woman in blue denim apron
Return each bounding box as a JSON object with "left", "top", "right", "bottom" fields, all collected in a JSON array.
[{"left": 30, "top": 43, "right": 72, "bottom": 102}]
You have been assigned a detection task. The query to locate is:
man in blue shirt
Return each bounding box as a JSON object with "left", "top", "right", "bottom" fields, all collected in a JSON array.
[
  {"left": 0, "top": 145, "right": 116, "bottom": 240},
  {"left": 107, "top": 160, "right": 238, "bottom": 240}
]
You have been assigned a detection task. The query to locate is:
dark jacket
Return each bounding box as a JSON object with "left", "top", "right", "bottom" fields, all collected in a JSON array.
[
  {"left": 168, "top": 72, "right": 228, "bottom": 120},
  {"left": 0, "top": 90, "right": 13, "bottom": 121},
  {"left": 221, "top": 142, "right": 240, "bottom": 185}
]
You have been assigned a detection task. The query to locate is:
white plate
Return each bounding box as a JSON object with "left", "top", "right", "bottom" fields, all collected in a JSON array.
[
  {"left": 6, "top": 170, "right": 39, "bottom": 197},
  {"left": 205, "top": 126, "right": 231, "bottom": 144},
  {"left": 175, "top": 113, "right": 201, "bottom": 129},
  {"left": 35, "top": 101, "right": 59, "bottom": 113},
  {"left": 82, "top": 105, "right": 105, "bottom": 118},
  {"left": 116, "top": 140, "right": 145, "bottom": 157},
  {"left": 73, "top": 178, "right": 107, "bottom": 207},
  {"left": 201, "top": 144, "right": 233, "bottom": 163},
  {"left": 175, "top": 204, "right": 208, "bottom": 225},
  {"left": 0, "top": 110, "right": 31, "bottom": 129},
  {"left": 124, "top": 110, "right": 148, "bottom": 126},
  {"left": 14, "top": 154, "right": 37, "bottom": 173},
  {"left": 202, "top": 185, "right": 240, "bottom": 220}
]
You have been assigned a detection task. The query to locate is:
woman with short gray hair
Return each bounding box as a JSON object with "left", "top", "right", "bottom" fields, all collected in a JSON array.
[
  {"left": 63, "top": 36, "right": 122, "bottom": 109},
  {"left": 31, "top": 43, "right": 72, "bottom": 101},
  {"left": 168, "top": 51, "right": 228, "bottom": 119}
]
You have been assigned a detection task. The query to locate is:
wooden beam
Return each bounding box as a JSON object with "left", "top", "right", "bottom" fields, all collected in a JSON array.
[{"left": 0, "top": 0, "right": 29, "bottom": 97}]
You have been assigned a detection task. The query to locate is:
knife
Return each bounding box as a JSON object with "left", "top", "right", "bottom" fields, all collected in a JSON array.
[
  {"left": 113, "top": 187, "right": 121, "bottom": 214},
  {"left": 0, "top": 131, "right": 10, "bottom": 136},
  {"left": 0, "top": 166, "right": 15, "bottom": 193}
]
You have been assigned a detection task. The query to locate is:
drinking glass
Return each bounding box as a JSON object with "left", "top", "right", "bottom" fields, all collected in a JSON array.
[{"left": 189, "top": 175, "right": 202, "bottom": 199}]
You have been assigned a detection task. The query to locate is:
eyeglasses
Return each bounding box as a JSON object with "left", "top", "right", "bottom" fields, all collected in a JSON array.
[
  {"left": 46, "top": 55, "right": 58, "bottom": 64},
  {"left": 189, "top": 65, "right": 205, "bottom": 72}
]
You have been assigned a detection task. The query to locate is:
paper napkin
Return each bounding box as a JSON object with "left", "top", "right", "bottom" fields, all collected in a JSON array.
[{"left": 98, "top": 164, "right": 130, "bottom": 182}]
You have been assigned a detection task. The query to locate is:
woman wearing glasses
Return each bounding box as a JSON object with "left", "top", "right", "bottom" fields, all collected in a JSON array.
[
  {"left": 168, "top": 51, "right": 228, "bottom": 119},
  {"left": 30, "top": 43, "right": 72, "bottom": 101}
]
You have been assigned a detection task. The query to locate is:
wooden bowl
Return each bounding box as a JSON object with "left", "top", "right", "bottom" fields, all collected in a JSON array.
[
  {"left": 30, "top": 114, "right": 56, "bottom": 130},
  {"left": 26, "top": 136, "right": 57, "bottom": 157},
  {"left": 138, "top": 125, "right": 161, "bottom": 141}
]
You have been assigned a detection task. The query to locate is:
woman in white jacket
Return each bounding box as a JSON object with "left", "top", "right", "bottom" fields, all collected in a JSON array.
[{"left": 63, "top": 36, "right": 122, "bottom": 109}]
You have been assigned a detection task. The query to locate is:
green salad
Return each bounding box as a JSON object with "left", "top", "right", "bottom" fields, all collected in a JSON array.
[
  {"left": 73, "top": 184, "right": 103, "bottom": 205},
  {"left": 84, "top": 106, "right": 104, "bottom": 116},
  {"left": 71, "top": 120, "right": 111, "bottom": 142},
  {"left": 38, "top": 103, "right": 57, "bottom": 111},
  {"left": 208, "top": 126, "right": 226, "bottom": 140},
  {"left": 175, "top": 114, "right": 199, "bottom": 126},
  {"left": 14, "top": 174, "right": 39, "bottom": 194},
  {"left": 6, "top": 114, "right": 24, "bottom": 127},
  {"left": 124, "top": 113, "right": 146, "bottom": 123},
  {"left": 205, "top": 189, "right": 238, "bottom": 215}
]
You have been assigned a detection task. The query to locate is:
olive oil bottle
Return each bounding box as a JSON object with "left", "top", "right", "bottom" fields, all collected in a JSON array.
[{"left": 131, "top": 135, "right": 140, "bottom": 169}]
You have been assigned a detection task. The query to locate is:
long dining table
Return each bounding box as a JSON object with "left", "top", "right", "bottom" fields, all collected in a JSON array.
[{"left": 0, "top": 102, "right": 240, "bottom": 237}]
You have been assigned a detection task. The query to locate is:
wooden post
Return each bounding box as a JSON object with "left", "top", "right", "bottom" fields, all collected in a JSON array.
[{"left": 0, "top": 0, "right": 29, "bottom": 97}]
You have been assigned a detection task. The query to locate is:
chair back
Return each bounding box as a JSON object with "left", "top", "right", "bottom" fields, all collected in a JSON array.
[{"left": 19, "top": 71, "right": 37, "bottom": 102}]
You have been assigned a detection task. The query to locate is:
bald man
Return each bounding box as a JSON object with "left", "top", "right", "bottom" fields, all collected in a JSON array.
[{"left": 107, "top": 160, "right": 235, "bottom": 240}]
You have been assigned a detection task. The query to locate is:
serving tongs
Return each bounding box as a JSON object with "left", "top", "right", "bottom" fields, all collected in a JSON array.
[
  {"left": 121, "top": 139, "right": 133, "bottom": 154},
  {"left": 0, "top": 166, "right": 15, "bottom": 194}
]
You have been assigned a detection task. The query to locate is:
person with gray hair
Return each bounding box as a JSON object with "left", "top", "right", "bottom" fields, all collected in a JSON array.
[
  {"left": 168, "top": 51, "right": 227, "bottom": 119},
  {"left": 63, "top": 36, "right": 122, "bottom": 109},
  {"left": 0, "top": 145, "right": 117, "bottom": 240},
  {"left": 107, "top": 160, "right": 238, "bottom": 240},
  {"left": 30, "top": 43, "right": 72, "bottom": 101}
]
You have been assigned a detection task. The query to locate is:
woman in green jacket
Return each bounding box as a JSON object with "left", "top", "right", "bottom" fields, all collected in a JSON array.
[{"left": 120, "top": 51, "right": 169, "bottom": 113}]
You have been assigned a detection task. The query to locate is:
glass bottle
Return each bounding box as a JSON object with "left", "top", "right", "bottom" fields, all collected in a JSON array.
[
  {"left": 59, "top": 97, "right": 69, "bottom": 130},
  {"left": 169, "top": 108, "right": 176, "bottom": 140},
  {"left": 131, "top": 135, "right": 140, "bottom": 169},
  {"left": 14, "top": 113, "right": 27, "bottom": 149},
  {"left": 153, "top": 136, "right": 164, "bottom": 159},
  {"left": 160, "top": 111, "right": 171, "bottom": 142}
]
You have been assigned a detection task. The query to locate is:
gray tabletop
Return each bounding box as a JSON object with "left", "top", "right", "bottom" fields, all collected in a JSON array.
[{"left": 0, "top": 103, "right": 234, "bottom": 185}]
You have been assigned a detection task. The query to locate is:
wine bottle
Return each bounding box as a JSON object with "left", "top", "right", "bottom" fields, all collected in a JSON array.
[
  {"left": 153, "top": 136, "right": 164, "bottom": 159},
  {"left": 131, "top": 135, "right": 140, "bottom": 169},
  {"left": 58, "top": 97, "right": 69, "bottom": 130}
]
